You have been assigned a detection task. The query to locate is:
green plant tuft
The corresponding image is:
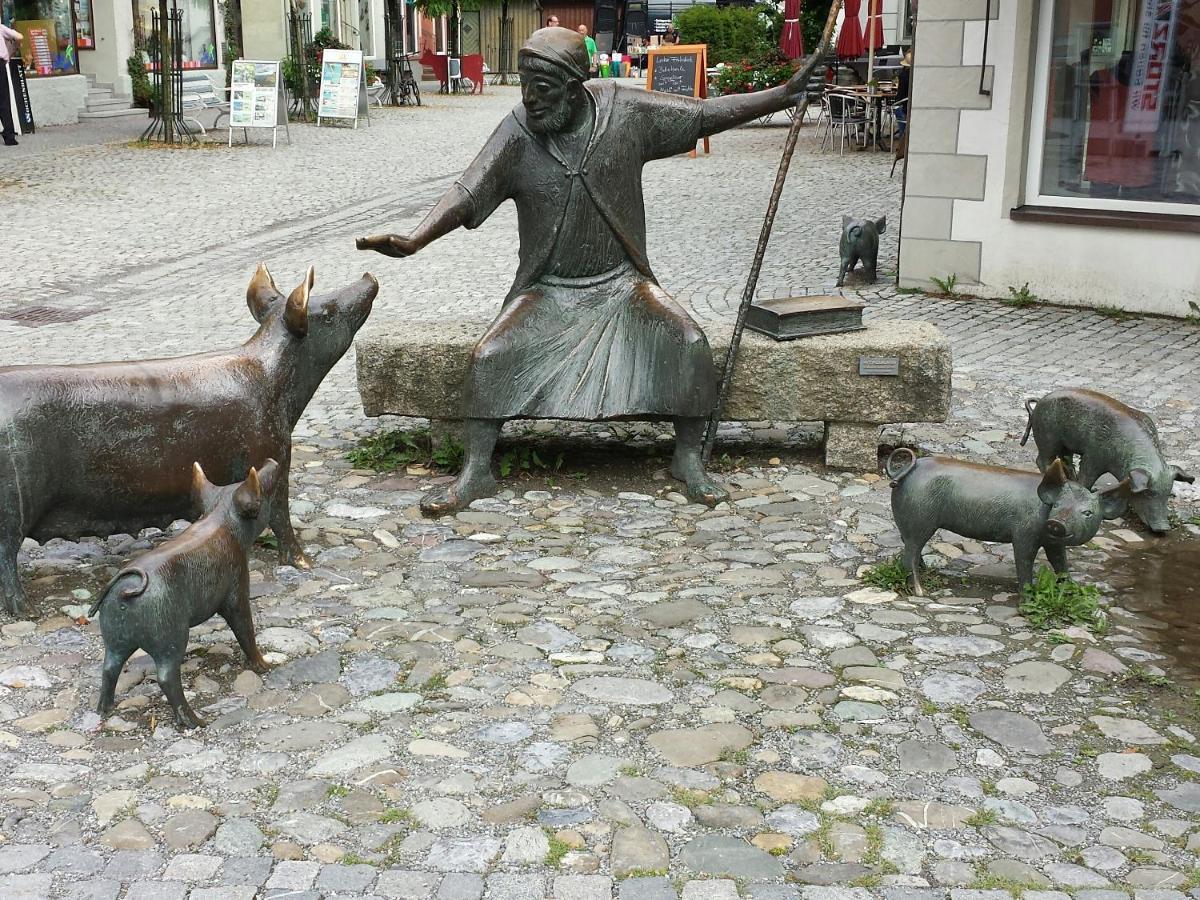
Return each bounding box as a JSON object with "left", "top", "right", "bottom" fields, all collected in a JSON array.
[
  {"left": 930, "top": 273, "right": 958, "bottom": 296},
  {"left": 1004, "top": 283, "right": 1038, "bottom": 308},
  {"left": 861, "top": 555, "right": 943, "bottom": 596},
  {"left": 966, "top": 807, "right": 998, "bottom": 827},
  {"left": 1095, "top": 303, "right": 1134, "bottom": 320},
  {"left": 1019, "top": 567, "right": 1106, "bottom": 632},
  {"left": 545, "top": 831, "right": 572, "bottom": 867},
  {"left": 498, "top": 445, "right": 564, "bottom": 478},
  {"left": 346, "top": 426, "right": 464, "bottom": 474}
]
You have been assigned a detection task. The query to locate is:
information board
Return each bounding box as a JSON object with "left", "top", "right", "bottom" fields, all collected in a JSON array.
[
  {"left": 646, "top": 43, "right": 709, "bottom": 155},
  {"left": 317, "top": 48, "right": 366, "bottom": 126},
  {"left": 229, "top": 60, "right": 280, "bottom": 129}
]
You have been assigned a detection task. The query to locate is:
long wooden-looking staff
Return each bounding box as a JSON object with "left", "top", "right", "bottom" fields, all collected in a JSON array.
[{"left": 702, "top": 0, "right": 845, "bottom": 462}]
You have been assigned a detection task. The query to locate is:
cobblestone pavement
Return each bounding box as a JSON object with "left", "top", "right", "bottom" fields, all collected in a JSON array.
[{"left": 1, "top": 88, "right": 1199, "bottom": 900}]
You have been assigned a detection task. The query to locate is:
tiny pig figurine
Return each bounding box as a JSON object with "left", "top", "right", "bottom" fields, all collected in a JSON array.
[
  {"left": 90, "top": 460, "right": 279, "bottom": 729},
  {"left": 836, "top": 215, "right": 886, "bottom": 287},
  {"left": 885, "top": 449, "right": 1130, "bottom": 595},
  {"left": 1022, "top": 387, "right": 1193, "bottom": 533},
  {"left": 0, "top": 264, "right": 378, "bottom": 617}
]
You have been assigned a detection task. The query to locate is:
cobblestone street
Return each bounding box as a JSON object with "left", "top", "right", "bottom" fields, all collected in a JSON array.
[{"left": 1, "top": 88, "right": 1199, "bottom": 900}]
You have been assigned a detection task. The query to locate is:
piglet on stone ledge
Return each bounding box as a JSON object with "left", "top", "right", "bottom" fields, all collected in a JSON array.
[{"left": 90, "top": 460, "right": 279, "bottom": 730}]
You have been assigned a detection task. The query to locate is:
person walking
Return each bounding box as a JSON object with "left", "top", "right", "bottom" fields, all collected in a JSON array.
[
  {"left": 662, "top": 24, "right": 680, "bottom": 45},
  {"left": 0, "top": 21, "right": 23, "bottom": 146},
  {"left": 577, "top": 24, "right": 597, "bottom": 76}
]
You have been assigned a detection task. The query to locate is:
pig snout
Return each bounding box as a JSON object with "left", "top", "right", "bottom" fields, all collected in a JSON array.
[
  {"left": 1132, "top": 495, "right": 1171, "bottom": 534},
  {"left": 1045, "top": 518, "right": 1067, "bottom": 539}
]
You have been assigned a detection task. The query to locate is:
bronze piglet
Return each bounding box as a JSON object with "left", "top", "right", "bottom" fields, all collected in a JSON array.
[
  {"left": 885, "top": 449, "right": 1131, "bottom": 595},
  {"left": 91, "top": 460, "right": 279, "bottom": 730},
  {"left": 0, "top": 265, "right": 378, "bottom": 617},
  {"left": 1021, "top": 387, "right": 1194, "bottom": 534}
]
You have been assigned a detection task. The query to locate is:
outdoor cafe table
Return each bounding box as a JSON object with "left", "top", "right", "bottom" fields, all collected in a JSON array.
[{"left": 830, "top": 83, "right": 897, "bottom": 150}]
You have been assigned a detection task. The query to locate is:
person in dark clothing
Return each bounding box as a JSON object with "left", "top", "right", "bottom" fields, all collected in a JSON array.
[{"left": 894, "top": 49, "right": 911, "bottom": 137}]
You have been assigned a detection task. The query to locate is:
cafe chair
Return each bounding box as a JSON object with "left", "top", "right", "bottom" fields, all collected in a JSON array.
[{"left": 821, "top": 91, "right": 868, "bottom": 153}]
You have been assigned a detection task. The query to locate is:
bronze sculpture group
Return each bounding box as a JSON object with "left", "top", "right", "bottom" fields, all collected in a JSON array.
[{"left": 0, "top": 29, "right": 1192, "bottom": 728}]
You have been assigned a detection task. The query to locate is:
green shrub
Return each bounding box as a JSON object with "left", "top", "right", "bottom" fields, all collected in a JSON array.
[
  {"left": 1019, "top": 567, "right": 1107, "bottom": 632},
  {"left": 676, "top": 4, "right": 773, "bottom": 65},
  {"left": 127, "top": 54, "right": 153, "bottom": 109}
]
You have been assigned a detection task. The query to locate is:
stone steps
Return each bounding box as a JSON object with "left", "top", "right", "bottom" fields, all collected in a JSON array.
[{"left": 80, "top": 81, "right": 142, "bottom": 119}]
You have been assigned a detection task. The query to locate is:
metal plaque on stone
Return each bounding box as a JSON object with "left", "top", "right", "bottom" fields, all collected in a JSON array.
[{"left": 859, "top": 356, "right": 900, "bottom": 376}]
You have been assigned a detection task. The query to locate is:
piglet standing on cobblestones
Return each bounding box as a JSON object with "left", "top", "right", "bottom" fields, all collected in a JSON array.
[
  {"left": 835, "top": 215, "right": 885, "bottom": 287},
  {"left": 886, "top": 449, "right": 1130, "bottom": 595},
  {"left": 0, "top": 264, "right": 378, "bottom": 617},
  {"left": 1021, "top": 387, "right": 1193, "bottom": 533},
  {"left": 90, "top": 460, "right": 278, "bottom": 729}
]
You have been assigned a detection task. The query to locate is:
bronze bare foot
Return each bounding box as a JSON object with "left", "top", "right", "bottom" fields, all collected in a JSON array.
[
  {"left": 673, "top": 466, "right": 730, "bottom": 507},
  {"left": 279, "top": 545, "right": 312, "bottom": 571},
  {"left": 420, "top": 471, "right": 498, "bottom": 517}
]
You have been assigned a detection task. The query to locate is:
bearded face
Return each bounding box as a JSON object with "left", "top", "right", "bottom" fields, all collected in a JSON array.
[{"left": 520, "top": 63, "right": 584, "bottom": 134}]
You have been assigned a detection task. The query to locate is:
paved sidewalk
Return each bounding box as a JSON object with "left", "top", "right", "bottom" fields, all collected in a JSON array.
[{"left": 1, "top": 88, "right": 1199, "bottom": 900}]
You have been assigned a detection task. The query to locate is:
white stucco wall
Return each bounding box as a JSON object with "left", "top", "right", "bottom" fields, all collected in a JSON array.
[
  {"left": 907, "top": 0, "right": 1200, "bottom": 318},
  {"left": 79, "top": 0, "right": 135, "bottom": 97},
  {"left": 25, "top": 74, "right": 87, "bottom": 126}
]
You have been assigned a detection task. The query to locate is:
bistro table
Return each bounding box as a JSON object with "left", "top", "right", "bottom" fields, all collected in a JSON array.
[{"left": 831, "top": 83, "right": 897, "bottom": 150}]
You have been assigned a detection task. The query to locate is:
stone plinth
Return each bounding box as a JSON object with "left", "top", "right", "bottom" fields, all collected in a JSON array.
[{"left": 355, "top": 318, "right": 952, "bottom": 471}]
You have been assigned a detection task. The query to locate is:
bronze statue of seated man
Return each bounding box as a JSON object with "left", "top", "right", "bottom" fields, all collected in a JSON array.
[{"left": 360, "top": 27, "right": 817, "bottom": 516}]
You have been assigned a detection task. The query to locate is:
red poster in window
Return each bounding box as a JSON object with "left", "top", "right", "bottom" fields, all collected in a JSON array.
[
  {"left": 28, "top": 28, "right": 53, "bottom": 75},
  {"left": 1125, "top": 0, "right": 1180, "bottom": 134}
]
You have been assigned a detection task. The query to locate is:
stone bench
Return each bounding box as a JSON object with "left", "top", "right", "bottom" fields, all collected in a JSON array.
[{"left": 355, "top": 319, "right": 952, "bottom": 471}]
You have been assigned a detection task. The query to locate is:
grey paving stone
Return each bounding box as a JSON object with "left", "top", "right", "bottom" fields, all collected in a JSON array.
[
  {"left": 438, "top": 873, "right": 486, "bottom": 900},
  {"left": 125, "top": 883, "right": 188, "bottom": 900},
  {"left": 375, "top": 870, "right": 440, "bottom": 899},
  {"left": 102, "top": 851, "right": 164, "bottom": 880},
  {"left": 0, "top": 873, "right": 53, "bottom": 900},
  {"left": 61, "top": 880, "right": 121, "bottom": 900},
  {"left": 485, "top": 873, "right": 547, "bottom": 899},
  {"left": 317, "top": 864, "right": 380, "bottom": 892},
  {"left": 620, "top": 878, "right": 678, "bottom": 900},
  {"left": 216, "top": 856, "right": 273, "bottom": 887}
]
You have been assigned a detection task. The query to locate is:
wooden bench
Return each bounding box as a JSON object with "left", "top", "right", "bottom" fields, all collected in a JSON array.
[{"left": 354, "top": 318, "right": 952, "bottom": 471}]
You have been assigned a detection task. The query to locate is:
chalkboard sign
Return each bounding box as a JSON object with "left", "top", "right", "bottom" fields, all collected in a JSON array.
[
  {"left": 647, "top": 43, "right": 704, "bottom": 98},
  {"left": 646, "top": 43, "right": 709, "bottom": 155}
]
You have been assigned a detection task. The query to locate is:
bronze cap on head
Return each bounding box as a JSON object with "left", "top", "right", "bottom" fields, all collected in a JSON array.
[{"left": 519, "top": 27, "right": 590, "bottom": 81}]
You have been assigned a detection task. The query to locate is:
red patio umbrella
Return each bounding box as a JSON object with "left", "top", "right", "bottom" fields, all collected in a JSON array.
[
  {"left": 836, "top": 0, "right": 864, "bottom": 59},
  {"left": 865, "top": 0, "right": 885, "bottom": 49},
  {"left": 780, "top": 0, "right": 804, "bottom": 60}
]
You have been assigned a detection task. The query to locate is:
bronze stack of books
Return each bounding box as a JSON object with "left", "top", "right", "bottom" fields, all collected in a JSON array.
[{"left": 745, "top": 295, "right": 866, "bottom": 341}]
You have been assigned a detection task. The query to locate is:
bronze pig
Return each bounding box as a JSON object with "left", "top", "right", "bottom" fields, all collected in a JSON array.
[
  {"left": 0, "top": 265, "right": 378, "bottom": 616},
  {"left": 1021, "top": 387, "right": 1194, "bottom": 533},
  {"left": 90, "top": 461, "right": 278, "bottom": 729},
  {"left": 886, "top": 449, "right": 1131, "bottom": 595}
]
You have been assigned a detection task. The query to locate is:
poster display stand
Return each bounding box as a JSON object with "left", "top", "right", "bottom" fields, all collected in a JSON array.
[
  {"left": 228, "top": 59, "right": 290, "bottom": 148},
  {"left": 317, "top": 48, "right": 371, "bottom": 128}
]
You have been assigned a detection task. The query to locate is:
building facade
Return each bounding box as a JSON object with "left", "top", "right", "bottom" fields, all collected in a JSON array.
[{"left": 899, "top": 0, "right": 1200, "bottom": 317}]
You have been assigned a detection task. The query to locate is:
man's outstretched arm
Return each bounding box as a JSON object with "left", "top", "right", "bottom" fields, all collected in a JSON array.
[
  {"left": 357, "top": 185, "right": 473, "bottom": 258},
  {"left": 699, "top": 50, "right": 827, "bottom": 138}
]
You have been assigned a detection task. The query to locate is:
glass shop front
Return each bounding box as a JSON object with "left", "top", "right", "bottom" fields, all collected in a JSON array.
[{"left": 1028, "top": 0, "right": 1200, "bottom": 215}]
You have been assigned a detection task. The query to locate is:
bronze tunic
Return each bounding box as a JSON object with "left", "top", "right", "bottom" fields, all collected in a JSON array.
[{"left": 451, "top": 80, "right": 719, "bottom": 420}]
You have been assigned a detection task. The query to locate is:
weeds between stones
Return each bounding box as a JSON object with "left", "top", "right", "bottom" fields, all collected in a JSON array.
[
  {"left": 346, "top": 426, "right": 465, "bottom": 473},
  {"left": 930, "top": 273, "right": 957, "bottom": 297},
  {"left": 861, "top": 556, "right": 944, "bottom": 595},
  {"left": 1018, "top": 567, "right": 1107, "bottom": 632},
  {"left": 1004, "top": 283, "right": 1038, "bottom": 308}
]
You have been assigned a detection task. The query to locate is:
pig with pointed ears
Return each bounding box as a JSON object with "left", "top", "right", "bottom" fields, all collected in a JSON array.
[
  {"left": 1021, "top": 387, "right": 1193, "bottom": 533},
  {"left": 90, "top": 461, "right": 278, "bottom": 729},
  {"left": 0, "top": 265, "right": 378, "bottom": 617},
  {"left": 886, "top": 449, "right": 1131, "bottom": 595}
]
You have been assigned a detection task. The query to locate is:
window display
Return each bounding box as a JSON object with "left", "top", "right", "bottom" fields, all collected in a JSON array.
[
  {"left": 133, "top": 0, "right": 218, "bottom": 69},
  {"left": 72, "top": 0, "right": 92, "bottom": 48},
  {"left": 10, "top": 0, "right": 78, "bottom": 76},
  {"left": 1033, "top": 0, "right": 1200, "bottom": 209}
]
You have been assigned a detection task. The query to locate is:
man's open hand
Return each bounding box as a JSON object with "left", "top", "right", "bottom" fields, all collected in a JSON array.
[{"left": 356, "top": 234, "right": 420, "bottom": 258}]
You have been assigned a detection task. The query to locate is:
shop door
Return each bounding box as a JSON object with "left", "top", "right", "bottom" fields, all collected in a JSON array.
[{"left": 460, "top": 9, "right": 480, "bottom": 55}]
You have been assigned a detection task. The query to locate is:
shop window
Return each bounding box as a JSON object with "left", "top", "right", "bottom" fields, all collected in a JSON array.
[
  {"left": 11, "top": 0, "right": 79, "bottom": 76},
  {"left": 1028, "top": 0, "right": 1200, "bottom": 213},
  {"left": 132, "top": 0, "right": 218, "bottom": 69},
  {"left": 73, "top": 0, "right": 93, "bottom": 48}
]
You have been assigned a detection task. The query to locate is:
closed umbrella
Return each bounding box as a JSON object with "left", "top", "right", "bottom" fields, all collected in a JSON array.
[
  {"left": 836, "top": 0, "right": 863, "bottom": 59},
  {"left": 780, "top": 0, "right": 804, "bottom": 60}
]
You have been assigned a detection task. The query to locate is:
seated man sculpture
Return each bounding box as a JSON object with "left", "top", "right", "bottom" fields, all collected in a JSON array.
[{"left": 359, "top": 27, "right": 818, "bottom": 516}]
